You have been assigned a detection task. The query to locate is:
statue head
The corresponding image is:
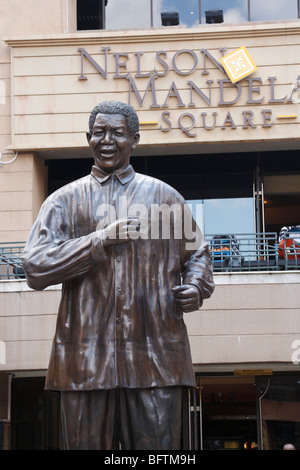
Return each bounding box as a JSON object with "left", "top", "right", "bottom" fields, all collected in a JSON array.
[
  {"left": 88, "top": 100, "right": 140, "bottom": 136},
  {"left": 87, "top": 101, "right": 140, "bottom": 173}
]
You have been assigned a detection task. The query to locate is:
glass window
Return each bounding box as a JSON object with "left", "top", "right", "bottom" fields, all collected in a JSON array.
[
  {"left": 77, "top": 0, "right": 300, "bottom": 31},
  {"left": 79, "top": 0, "right": 232, "bottom": 31},
  {"left": 105, "top": 0, "right": 151, "bottom": 29},
  {"left": 187, "top": 198, "right": 255, "bottom": 237},
  {"left": 263, "top": 172, "right": 300, "bottom": 234},
  {"left": 204, "top": 198, "right": 254, "bottom": 236},
  {"left": 77, "top": 0, "right": 105, "bottom": 30},
  {"left": 201, "top": 0, "right": 249, "bottom": 24},
  {"left": 250, "top": 0, "right": 298, "bottom": 21},
  {"left": 152, "top": 0, "right": 200, "bottom": 28}
]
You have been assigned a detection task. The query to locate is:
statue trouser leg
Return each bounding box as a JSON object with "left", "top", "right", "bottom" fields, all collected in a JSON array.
[
  {"left": 60, "top": 387, "right": 182, "bottom": 450},
  {"left": 60, "top": 389, "right": 119, "bottom": 450},
  {"left": 118, "top": 386, "right": 182, "bottom": 450}
]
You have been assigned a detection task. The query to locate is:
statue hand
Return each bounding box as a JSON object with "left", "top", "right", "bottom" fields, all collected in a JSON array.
[
  {"left": 101, "top": 217, "right": 140, "bottom": 247},
  {"left": 172, "top": 284, "right": 202, "bottom": 312}
]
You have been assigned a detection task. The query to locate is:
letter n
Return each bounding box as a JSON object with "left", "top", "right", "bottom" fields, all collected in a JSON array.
[{"left": 78, "top": 47, "right": 110, "bottom": 80}]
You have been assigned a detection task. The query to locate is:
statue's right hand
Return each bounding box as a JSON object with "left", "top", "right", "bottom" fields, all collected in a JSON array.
[{"left": 101, "top": 217, "right": 140, "bottom": 247}]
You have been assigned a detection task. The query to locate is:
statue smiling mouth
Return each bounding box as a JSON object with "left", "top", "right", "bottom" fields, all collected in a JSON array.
[{"left": 99, "top": 147, "right": 116, "bottom": 157}]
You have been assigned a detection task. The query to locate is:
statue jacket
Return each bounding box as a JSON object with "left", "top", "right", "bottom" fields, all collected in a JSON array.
[{"left": 21, "top": 164, "right": 215, "bottom": 391}]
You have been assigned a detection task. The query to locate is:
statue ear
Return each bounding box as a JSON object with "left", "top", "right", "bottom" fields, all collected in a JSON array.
[
  {"left": 86, "top": 132, "right": 91, "bottom": 144},
  {"left": 131, "top": 133, "right": 140, "bottom": 150}
]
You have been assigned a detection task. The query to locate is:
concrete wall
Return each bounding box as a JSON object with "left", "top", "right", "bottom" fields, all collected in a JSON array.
[
  {"left": 0, "top": 0, "right": 65, "bottom": 243},
  {"left": 0, "top": 0, "right": 68, "bottom": 153},
  {"left": 0, "top": 272, "right": 299, "bottom": 372},
  {"left": 188, "top": 272, "right": 300, "bottom": 367},
  {"left": 0, "top": 152, "right": 46, "bottom": 242}
]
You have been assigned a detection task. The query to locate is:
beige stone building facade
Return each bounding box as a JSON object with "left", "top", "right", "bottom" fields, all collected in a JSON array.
[{"left": 0, "top": 0, "right": 300, "bottom": 450}]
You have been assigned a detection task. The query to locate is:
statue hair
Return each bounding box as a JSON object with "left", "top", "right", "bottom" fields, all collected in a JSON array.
[{"left": 89, "top": 101, "right": 139, "bottom": 136}]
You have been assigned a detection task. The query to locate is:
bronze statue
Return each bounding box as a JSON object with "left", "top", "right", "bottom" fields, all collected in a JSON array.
[{"left": 22, "top": 101, "right": 214, "bottom": 450}]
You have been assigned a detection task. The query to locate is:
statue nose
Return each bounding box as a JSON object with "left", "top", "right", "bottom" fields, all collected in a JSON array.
[{"left": 102, "top": 130, "right": 114, "bottom": 143}]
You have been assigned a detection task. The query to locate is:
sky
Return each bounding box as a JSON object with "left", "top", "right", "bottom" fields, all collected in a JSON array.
[{"left": 106, "top": 0, "right": 299, "bottom": 30}]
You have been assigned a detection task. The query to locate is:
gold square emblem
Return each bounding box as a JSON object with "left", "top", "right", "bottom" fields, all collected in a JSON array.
[{"left": 220, "top": 46, "right": 257, "bottom": 83}]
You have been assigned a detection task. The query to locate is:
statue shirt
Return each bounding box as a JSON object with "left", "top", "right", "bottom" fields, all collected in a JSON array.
[{"left": 22, "top": 165, "right": 214, "bottom": 391}]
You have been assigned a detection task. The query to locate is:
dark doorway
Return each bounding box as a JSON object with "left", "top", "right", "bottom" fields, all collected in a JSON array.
[
  {"left": 199, "top": 376, "right": 258, "bottom": 450},
  {"left": 11, "top": 377, "right": 60, "bottom": 450}
]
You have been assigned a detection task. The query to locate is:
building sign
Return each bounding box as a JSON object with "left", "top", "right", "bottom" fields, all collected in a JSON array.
[
  {"left": 220, "top": 46, "right": 257, "bottom": 84},
  {"left": 234, "top": 369, "right": 273, "bottom": 376},
  {"left": 78, "top": 46, "right": 300, "bottom": 138},
  {"left": 6, "top": 25, "right": 300, "bottom": 151}
]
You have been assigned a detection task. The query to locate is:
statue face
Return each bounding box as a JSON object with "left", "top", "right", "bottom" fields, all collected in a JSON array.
[{"left": 87, "top": 113, "right": 140, "bottom": 173}]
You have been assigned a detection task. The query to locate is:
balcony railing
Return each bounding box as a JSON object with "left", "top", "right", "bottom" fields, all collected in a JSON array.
[
  {"left": 0, "top": 233, "right": 299, "bottom": 280},
  {"left": 207, "top": 232, "right": 300, "bottom": 272},
  {"left": 0, "top": 242, "right": 26, "bottom": 280}
]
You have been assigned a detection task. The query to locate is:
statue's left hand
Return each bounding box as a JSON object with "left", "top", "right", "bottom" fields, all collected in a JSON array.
[{"left": 171, "top": 284, "right": 202, "bottom": 312}]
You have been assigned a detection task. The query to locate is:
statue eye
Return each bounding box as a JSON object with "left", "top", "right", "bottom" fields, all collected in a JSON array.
[{"left": 93, "top": 130, "right": 104, "bottom": 137}]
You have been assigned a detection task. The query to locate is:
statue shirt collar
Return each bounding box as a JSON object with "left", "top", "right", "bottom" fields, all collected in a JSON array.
[{"left": 91, "top": 164, "right": 135, "bottom": 185}]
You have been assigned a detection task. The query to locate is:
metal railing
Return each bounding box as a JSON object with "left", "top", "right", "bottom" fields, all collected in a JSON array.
[
  {"left": 207, "top": 232, "right": 300, "bottom": 272},
  {"left": 0, "top": 234, "right": 299, "bottom": 280},
  {"left": 0, "top": 242, "right": 26, "bottom": 280}
]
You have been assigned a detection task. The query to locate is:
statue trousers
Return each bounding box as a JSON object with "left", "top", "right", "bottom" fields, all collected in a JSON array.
[{"left": 60, "top": 386, "right": 183, "bottom": 450}]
